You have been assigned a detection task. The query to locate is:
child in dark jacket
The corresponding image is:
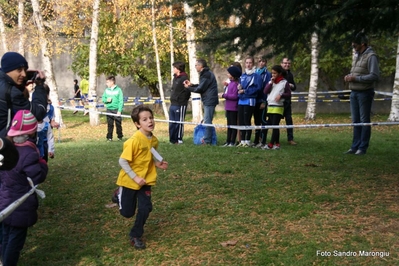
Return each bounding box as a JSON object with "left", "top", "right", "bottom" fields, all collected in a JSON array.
[
  {"left": 168, "top": 61, "right": 190, "bottom": 144},
  {"left": 0, "top": 110, "right": 48, "bottom": 266}
]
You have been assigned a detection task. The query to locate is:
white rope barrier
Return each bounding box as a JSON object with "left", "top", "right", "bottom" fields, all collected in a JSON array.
[
  {"left": 0, "top": 177, "right": 45, "bottom": 222},
  {"left": 59, "top": 106, "right": 399, "bottom": 130},
  {"left": 58, "top": 90, "right": 394, "bottom": 105}
]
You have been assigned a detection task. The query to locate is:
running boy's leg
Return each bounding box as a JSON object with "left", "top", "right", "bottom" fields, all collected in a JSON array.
[
  {"left": 129, "top": 186, "right": 152, "bottom": 240},
  {"left": 119, "top": 187, "right": 137, "bottom": 218}
]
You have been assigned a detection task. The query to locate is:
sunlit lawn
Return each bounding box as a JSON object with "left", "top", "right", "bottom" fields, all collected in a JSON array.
[{"left": 17, "top": 108, "right": 399, "bottom": 265}]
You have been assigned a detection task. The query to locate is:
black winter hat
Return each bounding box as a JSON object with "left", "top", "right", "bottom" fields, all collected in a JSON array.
[
  {"left": 1, "top": 52, "right": 29, "bottom": 73},
  {"left": 353, "top": 32, "right": 368, "bottom": 45},
  {"left": 227, "top": 66, "right": 242, "bottom": 79}
]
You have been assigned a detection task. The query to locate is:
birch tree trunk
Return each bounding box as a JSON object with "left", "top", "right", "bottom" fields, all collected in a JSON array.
[
  {"left": 184, "top": 2, "right": 202, "bottom": 123},
  {"left": 305, "top": 32, "right": 319, "bottom": 120},
  {"left": 169, "top": 1, "right": 174, "bottom": 82},
  {"left": 152, "top": 0, "right": 169, "bottom": 120},
  {"left": 31, "top": 0, "right": 63, "bottom": 126},
  {"left": 0, "top": 6, "right": 8, "bottom": 53},
  {"left": 18, "top": 0, "right": 25, "bottom": 55},
  {"left": 88, "top": 0, "right": 100, "bottom": 126},
  {"left": 233, "top": 15, "right": 241, "bottom": 62},
  {"left": 388, "top": 35, "right": 399, "bottom": 121}
]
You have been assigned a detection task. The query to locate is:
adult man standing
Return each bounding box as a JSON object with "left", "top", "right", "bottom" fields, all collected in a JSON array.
[
  {"left": 0, "top": 52, "right": 48, "bottom": 137},
  {"left": 184, "top": 59, "right": 219, "bottom": 145},
  {"left": 344, "top": 32, "right": 379, "bottom": 155},
  {"left": 102, "top": 75, "right": 124, "bottom": 141},
  {"left": 281, "top": 57, "right": 297, "bottom": 145}
]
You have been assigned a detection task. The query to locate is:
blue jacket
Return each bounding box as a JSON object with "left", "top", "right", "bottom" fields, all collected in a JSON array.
[
  {"left": 256, "top": 67, "right": 271, "bottom": 103},
  {"left": 0, "top": 140, "right": 48, "bottom": 227},
  {"left": 239, "top": 71, "right": 263, "bottom": 100},
  {"left": 188, "top": 67, "right": 219, "bottom": 106}
]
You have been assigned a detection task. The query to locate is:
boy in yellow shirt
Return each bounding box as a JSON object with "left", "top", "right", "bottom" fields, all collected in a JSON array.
[{"left": 115, "top": 105, "right": 168, "bottom": 249}]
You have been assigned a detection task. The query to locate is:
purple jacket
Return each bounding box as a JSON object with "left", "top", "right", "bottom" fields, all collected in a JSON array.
[
  {"left": 0, "top": 140, "right": 48, "bottom": 227},
  {"left": 222, "top": 80, "right": 239, "bottom": 111}
]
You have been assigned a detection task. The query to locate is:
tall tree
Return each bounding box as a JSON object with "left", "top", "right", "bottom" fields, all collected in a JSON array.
[
  {"left": 388, "top": 36, "right": 399, "bottom": 121},
  {"left": 184, "top": 2, "right": 202, "bottom": 123},
  {"left": 88, "top": 0, "right": 100, "bottom": 126},
  {"left": 0, "top": 5, "right": 8, "bottom": 53},
  {"left": 305, "top": 32, "right": 319, "bottom": 120},
  {"left": 70, "top": 0, "right": 187, "bottom": 98},
  {"left": 18, "top": 0, "right": 25, "bottom": 54},
  {"left": 31, "top": 0, "right": 63, "bottom": 126},
  {"left": 152, "top": 0, "right": 169, "bottom": 119},
  {"left": 169, "top": 0, "right": 174, "bottom": 82}
]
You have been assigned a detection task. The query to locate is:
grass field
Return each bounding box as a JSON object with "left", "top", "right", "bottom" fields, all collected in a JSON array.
[{"left": 16, "top": 109, "right": 399, "bottom": 265}]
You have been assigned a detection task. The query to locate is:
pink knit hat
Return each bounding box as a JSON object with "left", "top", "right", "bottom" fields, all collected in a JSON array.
[{"left": 7, "top": 110, "right": 38, "bottom": 137}]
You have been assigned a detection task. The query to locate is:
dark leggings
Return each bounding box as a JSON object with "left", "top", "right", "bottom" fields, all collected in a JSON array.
[
  {"left": 264, "top": 113, "right": 282, "bottom": 145},
  {"left": 225, "top": 110, "right": 238, "bottom": 144},
  {"left": 238, "top": 105, "right": 254, "bottom": 141}
]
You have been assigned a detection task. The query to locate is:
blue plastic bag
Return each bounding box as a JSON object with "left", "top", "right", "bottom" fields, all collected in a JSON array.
[{"left": 193, "top": 124, "right": 217, "bottom": 145}]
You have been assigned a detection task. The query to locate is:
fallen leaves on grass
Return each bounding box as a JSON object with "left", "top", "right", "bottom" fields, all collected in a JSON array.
[
  {"left": 105, "top": 203, "right": 118, "bottom": 208},
  {"left": 220, "top": 239, "right": 238, "bottom": 247}
]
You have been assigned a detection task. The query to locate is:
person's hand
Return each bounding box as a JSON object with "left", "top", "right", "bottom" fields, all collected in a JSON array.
[
  {"left": 260, "top": 102, "right": 266, "bottom": 109},
  {"left": 51, "top": 120, "right": 60, "bottom": 129},
  {"left": 183, "top": 80, "right": 191, "bottom": 88},
  {"left": 289, "top": 83, "right": 294, "bottom": 88},
  {"left": 117, "top": 111, "right": 121, "bottom": 116},
  {"left": 237, "top": 84, "right": 244, "bottom": 94},
  {"left": 48, "top": 152, "right": 54, "bottom": 159},
  {"left": 275, "top": 94, "right": 281, "bottom": 102},
  {"left": 156, "top": 160, "right": 169, "bottom": 170},
  {"left": 344, "top": 74, "right": 354, "bottom": 82},
  {"left": 133, "top": 176, "right": 147, "bottom": 186},
  {"left": 218, "top": 92, "right": 224, "bottom": 98}
]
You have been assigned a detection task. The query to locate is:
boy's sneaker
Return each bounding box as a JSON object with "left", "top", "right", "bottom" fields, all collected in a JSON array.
[
  {"left": 111, "top": 188, "right": 119, "bottom": 204},
  {"left": 228, "top": 143, "right": 236, "bottom": 147},
  {"left": 130, "top": 237, "right": 146, "bottom": 249},
  {"left": 272, "top": 144, "right": 280, "bottom": 150},
  {"left": 221, "top": 143, "right": 229, "bottom": 147}
]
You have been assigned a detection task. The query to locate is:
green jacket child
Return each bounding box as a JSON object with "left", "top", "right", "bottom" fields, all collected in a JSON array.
[
  {"left": 102, "top": 84, "right": 124, "bottom": 113},
  {"left": 102, "top": 76, "right": 124, "bottom": 141}
]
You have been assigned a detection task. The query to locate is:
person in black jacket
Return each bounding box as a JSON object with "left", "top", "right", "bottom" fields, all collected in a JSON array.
[
  {"left": 184, "top": 59, "right": 219, "bottom": 145},
  {"left": 169, "top": 61, "right": 190, "bottom": 144},
  {"left": 0, "top": 52, "right": 48, "bottom": 137},
  {"left": 281, "top": 57, "right": 297, "bottom": 145}
]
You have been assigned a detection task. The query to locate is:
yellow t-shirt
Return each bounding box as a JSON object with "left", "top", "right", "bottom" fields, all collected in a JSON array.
[
  {"left": 116, "top": 130, "right": 159, "bottom": 190},
  {"left": 80, "top": 79, "right": 89, "bottom": 95}
]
